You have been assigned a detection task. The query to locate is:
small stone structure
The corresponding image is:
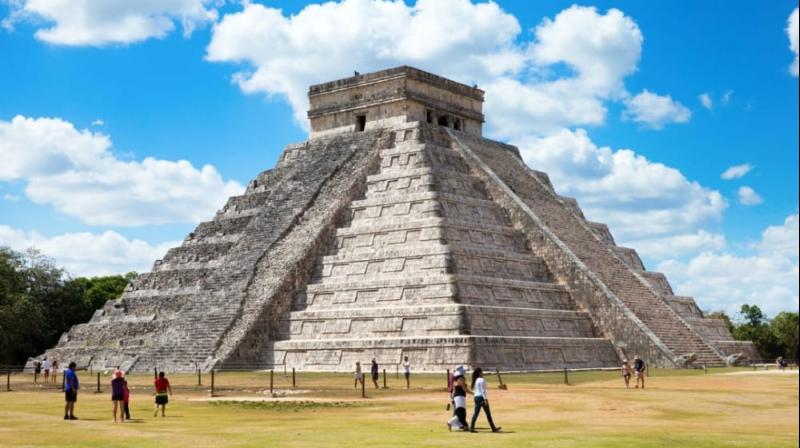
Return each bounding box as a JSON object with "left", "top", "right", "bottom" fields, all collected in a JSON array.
[{"left": 32, "top": 67, "right": 758, "bottom": 372}]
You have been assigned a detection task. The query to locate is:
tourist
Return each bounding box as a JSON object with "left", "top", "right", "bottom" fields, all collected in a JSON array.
[
  {"left": 403, "top": 356, "right": 411, "bottom": 389},
  {"left": 776, "top": 356, "right": 787, "bottom": 370},
  {"left": 123, "top": 379, "right": 131, "bottom": 420},
  {"left": 354, "top": 362, "right": 364, "bottom": 389},
  {"left": 622, "top": 359, "right": 632, "bottom": 388},
  {"left": 64, "top": 361, "right": 79, "bottom": 420},
  {"left": 33, "top": 359, "right": 41, "bottom": 384},
  {"left": 370, "top": 359, "right": 379, "bottom": 389},
  {"left": 469, "top": 367, "right": 501, "bottom": 433},
  {"left": 153, "top": 371, "right": 172, "bottom": 417},
  {"left": 111, "top": 370, "right": 125, "bottom": 422},
  {"left": 633, "top": 357, "right": 646, "bottom": 389},
  {"left": 51, "top": 360, "right": 59, "bottom": 384},
  {"left": 43, "top": 357, "right": 52, "bottom": 384},
  {"left": 447, "top": 370, "right": 470, "bottom": 431}
]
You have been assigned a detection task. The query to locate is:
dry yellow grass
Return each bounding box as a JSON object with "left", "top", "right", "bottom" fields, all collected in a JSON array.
[{"left": 0, "top": 368, "right": 797, "bottom": 447}]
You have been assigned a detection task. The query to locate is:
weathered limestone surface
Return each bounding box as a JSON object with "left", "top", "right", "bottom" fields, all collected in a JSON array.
[{"left": 33, "top": 66, "right": 755, "bottom": 372}]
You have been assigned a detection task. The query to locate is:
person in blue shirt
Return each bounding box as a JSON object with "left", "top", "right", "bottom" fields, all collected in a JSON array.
[{"left": 64, "top": 362, "right": 79, "bottom": 420}]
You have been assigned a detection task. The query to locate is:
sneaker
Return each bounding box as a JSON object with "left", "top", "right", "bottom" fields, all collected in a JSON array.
[
  {"left": 492, "top": 427, "right": 502, "bottom": 433},
  {"left": 69, "top": 416, "right": 78, "bottom": 420},
  {"left": 447, "top": 423, "right": 452, "bottom": 432},
  {"left": 64, "top": 415, "right": 69, "bottom": 420}
]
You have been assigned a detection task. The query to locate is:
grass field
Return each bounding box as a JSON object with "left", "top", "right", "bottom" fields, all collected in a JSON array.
[{"left": 0, "top": 368, "right": 797, "bottom": 447}]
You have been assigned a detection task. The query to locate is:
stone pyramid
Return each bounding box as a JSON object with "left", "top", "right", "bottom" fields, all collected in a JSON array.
[{"left": 34, "top": 67, "right": 757, "bottom": 373}]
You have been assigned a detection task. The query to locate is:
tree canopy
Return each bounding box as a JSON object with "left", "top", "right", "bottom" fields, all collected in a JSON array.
[{"left": 0, "top": 246, "right": 134, "bottom": 366}]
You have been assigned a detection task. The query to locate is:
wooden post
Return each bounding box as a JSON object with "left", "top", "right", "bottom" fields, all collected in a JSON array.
[
  {"left": 270, "top": 369, "right": 274, "bottom": 395},
  {"left": 446, "top": 369, "right": 450, "bottom": 389},
  {"left": 6, "top": 371, "right": 10, "bottom": 392},
  {"left": 496, "top": 368, "right": 507, "bottom": 390},
  {"left": 395, "top": 364, "right": 399, "bottom": 379},
  {"left": 154, "top": 368, "right": 158, "bottom": 380},
  {"left": 361, "top": 375, "right": 366, "bottom": 399},
  {"left": 197, "top": 369, "right": 202, "bottom": 386},
  {"left": 292, "top": 368, "right": 296, "bottom": 388},
  {"left": 382, "top": 369, "right": 387, "bottom": 389},
  {"left": 95, "top": 372, "right": 100, "bottom": 393},
  {"left": 210, "top": 370, "right": 215, "bottom": 397},
  {"left": 563, "top": 368, "right": 569, "bottom": 385}
]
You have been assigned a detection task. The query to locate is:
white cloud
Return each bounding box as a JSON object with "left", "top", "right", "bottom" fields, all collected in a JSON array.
[
  {"left": 207, "top": 2, "right": 646, "bottom": 137},
  {"left": 699, "top": 93, "right": 713, "bottom": 110},
  {"left": 0, "top": 115, "right": 243, "bottom": 226},
  {"left": 738, "top": 186, "right": 763, "bottom": 206},
  {"left": 788, "top": 7, "right": 799, "bottom": 76},
  {"left": 625, "top": 230, "right": 726, "bottom": 260},
  {"left": 623, "top": 90, "right": 691, "bottom": 129},
  {"left": 658, "top": 214, "right": 799, "bottom": 315},
  {"left": 91, "top": 119, "right": 105, "bottom": 126},
  {"left": 515, "top": 128, "right": 727, "bottom": 245},
  {"left": 0, "top": 225, "right": 176, "bottom": 277},
  {"left": 757, "top": 214, "right": 799, "bottom": 259},
  {"left": 4, "top": 0, "right": 218, "bottom": 46},
  {"left": 207, "top": 0, "right": 523, "bottom": 126},
  {"left": 2, "top": 193, "right": 20, "bottom": 201},
  {"left": 720, "top": 163, "right": 752, "bottom": 180}
]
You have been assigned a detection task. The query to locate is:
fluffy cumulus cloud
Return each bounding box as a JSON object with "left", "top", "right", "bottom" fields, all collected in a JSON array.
[
  {"left": 659, "top": 215, "right": 799, "bottom": 315},
  {"left": 207, "top": 2, "right": 662, "bottom": 135},
  {"left": 3, "top": 0, "right": 218, "bottom": 46},
  {"left": 515, "top": 128, "right": 727, "bottom": 249},
  {"left": 0, "top": 225, "right": 176, "bottom": 277},
  {"left": 720, "top": 163, "right": 752, "bottom": 180},
  {"left": 737, "top": 186, "right": 763, "bottom": 206},
  {"left": 623, "top": 90, "right": 691, "bottom": 129},
  {"left": 788, "top": 7, "right": 799, "bottom": 76},
  {"left": 0, "top": 115, "right": 243, "bottom": 226}
]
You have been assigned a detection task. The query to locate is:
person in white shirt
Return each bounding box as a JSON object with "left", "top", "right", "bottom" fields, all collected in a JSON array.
[
  {"left": 43, "top": 358, "right": 52, "bottom": 384},
  {"left": 469, "top": 367, "right": 501, "bottom": 433}
]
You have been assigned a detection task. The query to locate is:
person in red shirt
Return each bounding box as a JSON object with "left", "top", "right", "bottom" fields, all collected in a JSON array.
[
  {"left": 123, "top": 379, "right": 131, "bottom": 420},
  {"left": 153, "top": 371, "right": 173, "bottom": 417}
]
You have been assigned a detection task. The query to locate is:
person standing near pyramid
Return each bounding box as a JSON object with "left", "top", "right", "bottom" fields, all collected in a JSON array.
[{"left": 469, "top": 368, "right": 501, "bottom": 433}]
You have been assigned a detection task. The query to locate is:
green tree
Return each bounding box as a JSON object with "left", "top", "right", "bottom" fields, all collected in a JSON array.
[
  {"left": 0, "top": 246, "right": 135, "bottom": 365},
  {"left": 733, "top": 304, "right": 780, "bottom": 360},
  {"left": 771, "top": 312, "right": 799, "bottom": 361}
]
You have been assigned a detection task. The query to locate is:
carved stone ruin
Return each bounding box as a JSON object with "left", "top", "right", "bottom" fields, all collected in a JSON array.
[{"left": 32, "top": 66, "right": 759, "bottom": 372}]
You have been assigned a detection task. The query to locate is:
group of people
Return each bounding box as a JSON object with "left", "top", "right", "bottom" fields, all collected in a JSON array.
[
  {"left": 446, "top": 366, "right": 502, "bottom": 433},
  {"left": 32, "top": 357, "right": 59, "bottom": 384},
  {"left": 621, "top": 357, "right": 647, "bottom": 389},
  {"left": 59, "top": 362, "right": 173, "bottom": 422},
  {"left": 354, "top": 356, "right": 412, "bottom": 390}
]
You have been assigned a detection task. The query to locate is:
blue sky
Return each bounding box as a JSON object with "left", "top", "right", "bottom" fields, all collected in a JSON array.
[{"left": 0, "top": 1, "right": 797, "bottom": 316}]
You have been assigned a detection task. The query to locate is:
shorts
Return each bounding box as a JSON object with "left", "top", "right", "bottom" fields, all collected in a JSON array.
[
  {"left": 623, "top": 373, "right": 631, "bottom": 379},
  {"left": 35, "top": 368, "right": 41, "bottom": 374},
  {"left": 65, "top": 390, "right": 77, "bottom": 402},
  {"left": 155, "top": 395, "right": 169, "bottom": 405},
  {"left": 635, "top": 370, "right": 644, "bottom": 378},
  {"left": 403, "top": 371, "right": 410, "bottom": 379},
  {"left": 112, "top": 393, "right": 124, "bottom": 401}
]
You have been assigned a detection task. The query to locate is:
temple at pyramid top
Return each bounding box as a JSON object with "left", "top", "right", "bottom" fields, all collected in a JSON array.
[{"left": 308, "top": 66, "right": 484, "bottom": 138}]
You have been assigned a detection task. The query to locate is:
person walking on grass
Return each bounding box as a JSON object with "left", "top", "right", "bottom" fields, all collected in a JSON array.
[
  {"left": 634, "top": 356, "right": 646, "bottom": 389},
  {"left": 354, "top": 362, "right": 364, "bottom": 389},
  {"left": 447, "top": 370, "right": 470, "bottom": 431},
  {"left": 469, "top": 368, "right": 501, "bottom": 433},
  {"left": 403, "top": 356, "right": 411, "bottom": 389},
  {"left": 622, "top": 359, "right": 632, "bottom": 389},
  {"left": 123, "top": 379, "right": 131, "bottom": 420},
  {"left": 370, "top": 359, "right": 380, "bottom": 389},
  {"left": 111, "top": 370, "right": 125, "bottom": 422},
  {"left": 153, "top": 371, "right": 172, "bottom": 417},
  {"left": 64, "top": 362, "right": 79, "bottom": 420}
]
